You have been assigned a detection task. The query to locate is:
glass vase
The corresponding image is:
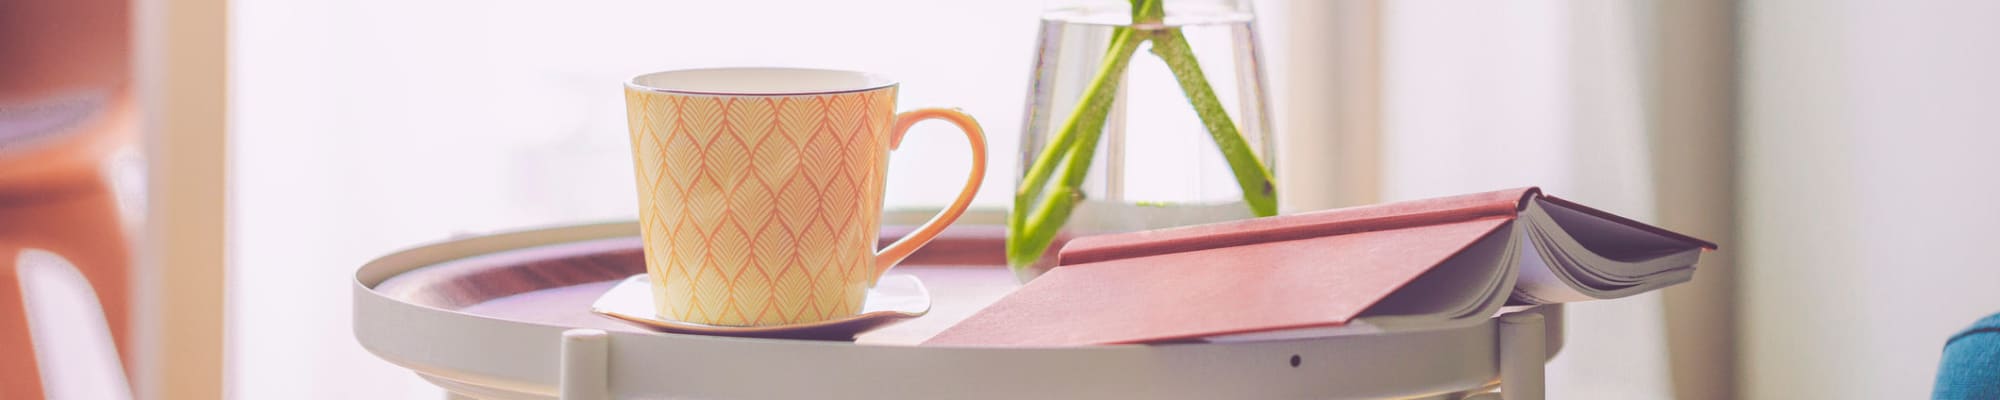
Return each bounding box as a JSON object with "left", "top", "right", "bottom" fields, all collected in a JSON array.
[{"left": 1010, "top": 0, "right": 1277, "bottom": 281}]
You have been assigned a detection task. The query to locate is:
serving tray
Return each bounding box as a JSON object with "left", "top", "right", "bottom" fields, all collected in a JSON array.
[{"left": 353, "top": 221, "right": 1562, "bottom": 400}]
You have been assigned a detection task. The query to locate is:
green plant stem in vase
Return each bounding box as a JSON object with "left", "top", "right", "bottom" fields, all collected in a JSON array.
[{"left": 1008, "top": 0, "right": 1278, "bottom": 276}]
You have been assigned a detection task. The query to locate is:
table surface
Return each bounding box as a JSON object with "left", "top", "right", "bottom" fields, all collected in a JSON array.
[
  {"left": 459, "top": 265, "right": 1020, "bottom": 345},
  {"left": 373, "top": 224, "right": 1031, "bottom": 346},
  {"left": 354, "top": 221, "right": 1556, "bottom": 399}
]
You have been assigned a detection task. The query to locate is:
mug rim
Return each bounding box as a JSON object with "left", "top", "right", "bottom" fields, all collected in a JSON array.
[{"left": 626, "top": 67, "right": 898, "bottom": 96}]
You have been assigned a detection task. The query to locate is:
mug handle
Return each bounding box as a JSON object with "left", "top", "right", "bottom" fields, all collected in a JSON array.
[{"left": 874, "top": 108, "right": 988, "bottom": 279}]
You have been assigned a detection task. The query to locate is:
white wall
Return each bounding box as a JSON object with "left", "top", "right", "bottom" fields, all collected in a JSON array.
[
  {"left": 1383, "top": 1, "right": 1676, "bottom": 398},
  {"left": 1741, "top": 1, "right": 2000, "bottom": 398}
]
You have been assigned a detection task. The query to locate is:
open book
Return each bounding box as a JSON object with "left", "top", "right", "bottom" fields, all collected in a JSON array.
[{"left": 925, "top": 188, "right": 1716, "bottom": 347}]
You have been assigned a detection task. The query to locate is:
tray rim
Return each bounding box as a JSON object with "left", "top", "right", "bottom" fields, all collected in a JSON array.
[{"left": 353, "top": 220, "right": 1561, "bottom": 400}]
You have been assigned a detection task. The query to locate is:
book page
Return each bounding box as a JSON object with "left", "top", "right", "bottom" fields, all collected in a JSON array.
[{"left": 1511, "top": 198, "right": 1701, "bottom": 303}]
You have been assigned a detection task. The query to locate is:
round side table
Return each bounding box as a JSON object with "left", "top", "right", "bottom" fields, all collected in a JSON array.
[{"left": 353, "top": 222, "right": 1561, "bottom": 399}]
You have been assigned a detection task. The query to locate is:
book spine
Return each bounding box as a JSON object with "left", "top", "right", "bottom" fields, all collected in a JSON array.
[{"left": 1058, "top": 187, "right": 1538, "bottom": 266}]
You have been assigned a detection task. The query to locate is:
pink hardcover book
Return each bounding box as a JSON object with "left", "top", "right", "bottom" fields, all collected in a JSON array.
[{"left": 926, "top": 188, "right": 1716, "bottom": 347}]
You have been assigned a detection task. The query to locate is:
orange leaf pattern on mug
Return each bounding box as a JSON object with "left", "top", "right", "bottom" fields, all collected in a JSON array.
[{"left": 627, "top": 88, "right": 896, "bottom": 326}]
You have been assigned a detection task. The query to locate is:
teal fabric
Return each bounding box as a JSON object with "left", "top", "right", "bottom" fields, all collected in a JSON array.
[{"left": 1935, "top": 312, "right": 2000, "bottom": 399}]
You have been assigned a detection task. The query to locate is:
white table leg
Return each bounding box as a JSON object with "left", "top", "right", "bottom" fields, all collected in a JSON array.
[
  {"left": 560, "top": 329, "right": 610, "bottom": 400},
  {"left": 1498, "top": 312, "right": 1546, "bottom": 400}
]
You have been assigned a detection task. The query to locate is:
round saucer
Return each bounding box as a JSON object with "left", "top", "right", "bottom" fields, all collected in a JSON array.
[{"left": 591, "top": 274, "right": 930, "bottom": 340}]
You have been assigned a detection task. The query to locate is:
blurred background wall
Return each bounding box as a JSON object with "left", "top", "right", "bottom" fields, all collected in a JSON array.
[{"left": 1740, "top": 0, "right": 2000, "bottom": 398}]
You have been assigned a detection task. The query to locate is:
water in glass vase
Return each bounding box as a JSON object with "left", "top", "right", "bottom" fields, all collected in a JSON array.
[{"left": 1013, "top": 1, "right": 1276, "bottom": 278}]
